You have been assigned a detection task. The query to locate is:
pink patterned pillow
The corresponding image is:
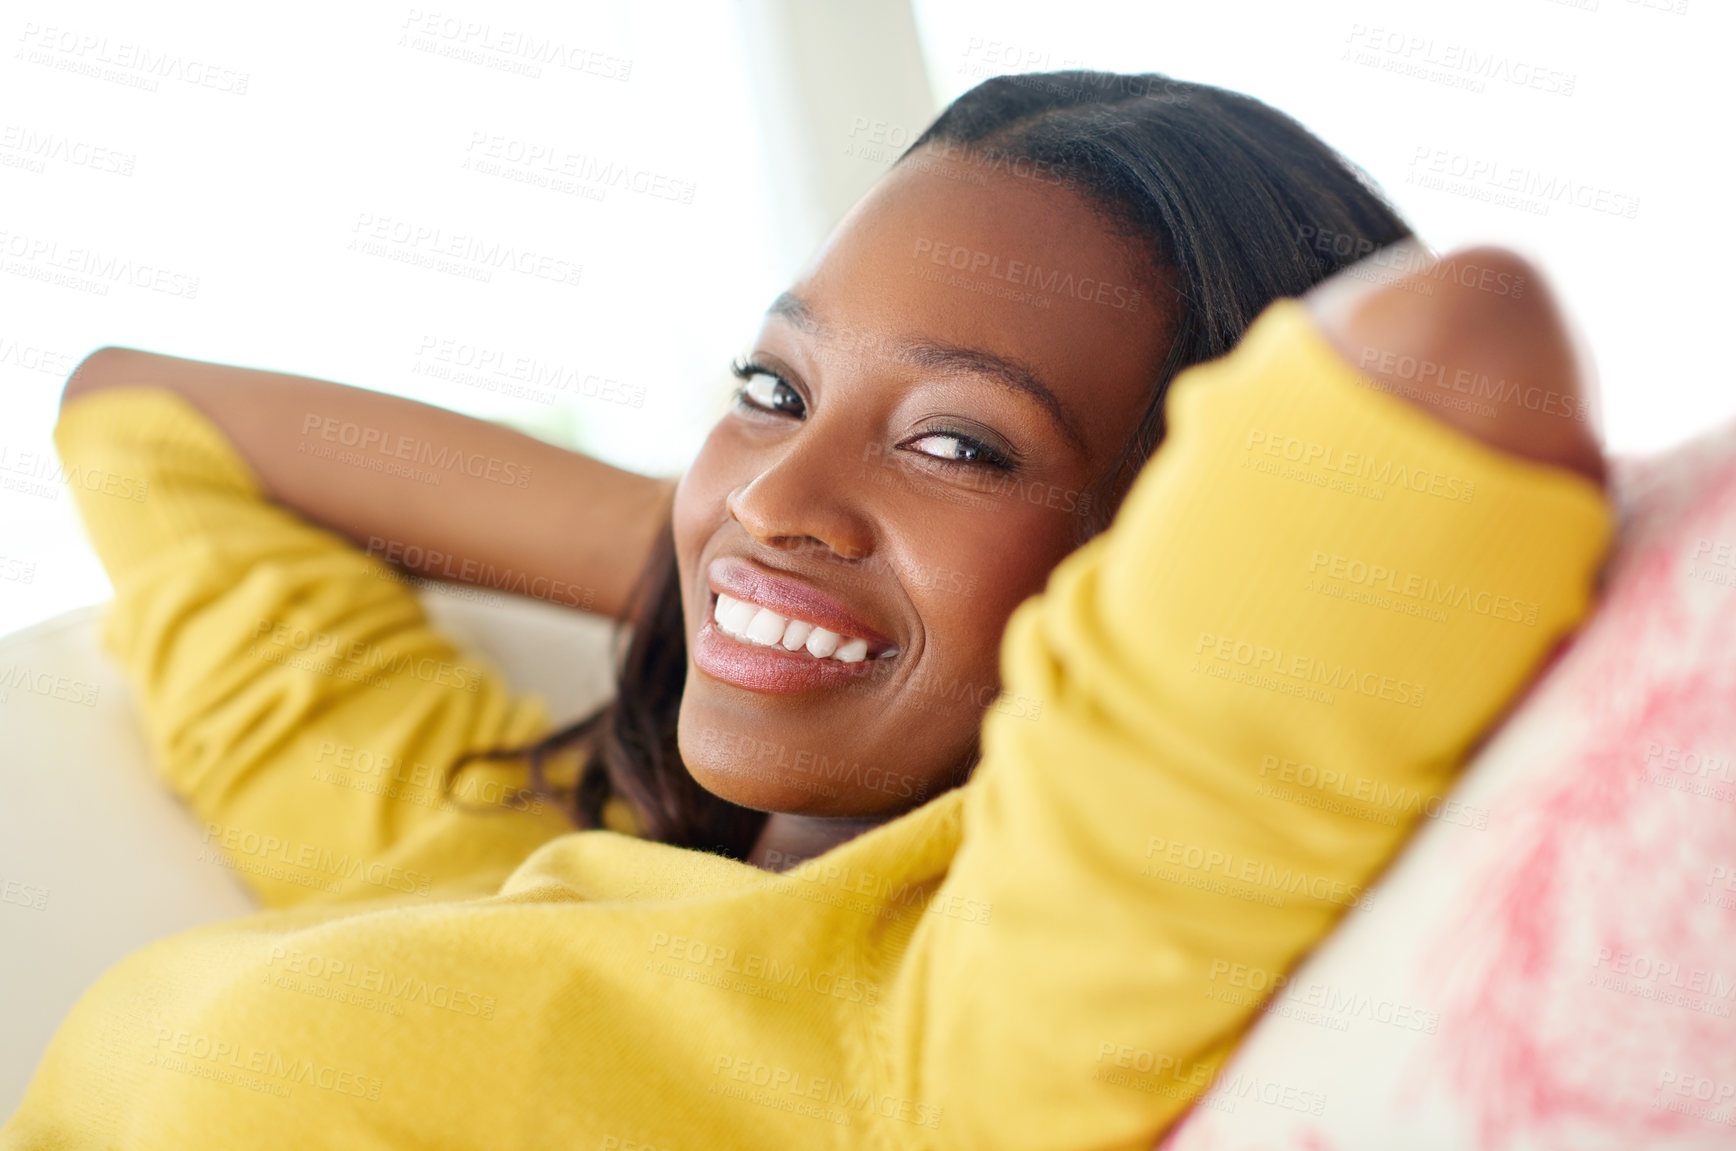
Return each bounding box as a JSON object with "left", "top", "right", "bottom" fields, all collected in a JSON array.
[{"left": 1160, "top": 419, "right": 1736, "bottom": 1150}]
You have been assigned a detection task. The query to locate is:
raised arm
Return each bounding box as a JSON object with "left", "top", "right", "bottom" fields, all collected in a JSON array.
[
  {"left": 902, "top": 245, "right": 1613, "bottom": 1148},
  {"left": 51, "top": 360, "right": 654, "bottom": 907},
  {"left": 62, "top": 349, "right": 675, "bottom": 620}
]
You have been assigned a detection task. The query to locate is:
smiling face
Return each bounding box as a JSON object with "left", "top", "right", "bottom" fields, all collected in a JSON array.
[{"left": 670, "top": 146, "right": 1176, "bottom": 818}]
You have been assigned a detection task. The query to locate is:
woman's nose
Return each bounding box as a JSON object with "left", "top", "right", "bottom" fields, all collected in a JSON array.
[{"left": 725, "top": 425, "right": 876, "bottom": 562}]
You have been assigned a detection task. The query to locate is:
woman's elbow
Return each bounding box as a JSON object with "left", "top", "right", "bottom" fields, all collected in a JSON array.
[
  {"left": 1308, "top": 243, "right": 1607, "bottom": 488},
  {"left": 61, "top": 346, "right": 148, "bottom": 412}
]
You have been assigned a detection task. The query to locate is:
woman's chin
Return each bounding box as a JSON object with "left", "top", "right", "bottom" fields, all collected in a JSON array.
[
  {"left": 678, "top": 748, "right": 848, "bottom": 817},
  {"left": 674, "top": 720, "right": 928, "bottom": 821},
  {"left": 674, "top": 670, "right": 963, "bottom": 819}
]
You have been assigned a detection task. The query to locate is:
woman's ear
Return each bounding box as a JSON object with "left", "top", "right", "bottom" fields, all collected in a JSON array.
[{"left": 1304, "top": 240, "right": 1607, "bottom": 488}]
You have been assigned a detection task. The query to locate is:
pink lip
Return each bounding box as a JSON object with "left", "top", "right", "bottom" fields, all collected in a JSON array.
[
  {"left": 692, "top": 620, "right": 893, "bottom": 694},
  {"left": 693, "top": 556, "right": 901, "bottom": 695}
]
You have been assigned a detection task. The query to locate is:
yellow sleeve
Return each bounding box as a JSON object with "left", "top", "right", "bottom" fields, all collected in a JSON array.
[
  {"left": 903, "top": 300, "right": 1614, "bottom": 1148},
  {"left": 53, "top": 387, "right": 579, "bottom": 909}
]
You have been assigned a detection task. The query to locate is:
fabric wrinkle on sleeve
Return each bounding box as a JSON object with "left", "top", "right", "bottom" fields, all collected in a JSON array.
[
  {"left": 891, "top": 299, "right": 1615, "bottom": 1149},
  {"left": 53, "top": 386, "right": 579, "bottom": 910}
]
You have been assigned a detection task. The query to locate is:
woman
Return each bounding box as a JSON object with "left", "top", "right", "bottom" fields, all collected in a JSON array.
[{"left": 6, "top": 73, "right": 1609, "bottom": 1148}]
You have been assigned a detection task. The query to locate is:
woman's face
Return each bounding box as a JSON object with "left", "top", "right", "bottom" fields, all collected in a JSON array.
[{"left": 671, "top": 147, "right": 1174, "bottom": 817}]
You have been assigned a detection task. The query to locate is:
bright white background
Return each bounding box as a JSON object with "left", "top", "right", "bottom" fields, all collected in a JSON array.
[{"left": 1, "top": 0, "right": 1731, "bottom": 639}]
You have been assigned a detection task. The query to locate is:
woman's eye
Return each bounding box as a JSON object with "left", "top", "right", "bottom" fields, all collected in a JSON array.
[
  {"left": 737, "top": 372, "right": 805, "bottom": 417},
  {"left": 906, "top": 433, "right": 1006, "bottom": 468}
]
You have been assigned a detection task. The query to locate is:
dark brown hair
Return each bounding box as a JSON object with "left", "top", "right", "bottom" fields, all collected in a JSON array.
[{"left": 445, "top": 70, "right": 1413, "bottom": 860}]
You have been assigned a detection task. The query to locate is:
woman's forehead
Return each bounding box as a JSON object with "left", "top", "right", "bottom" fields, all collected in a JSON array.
[{"left": 761, "top": 157, "right": 1173, "bottom": 441}]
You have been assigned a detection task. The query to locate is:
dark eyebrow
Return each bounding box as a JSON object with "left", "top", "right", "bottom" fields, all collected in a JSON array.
[
  {"left": 766, "top": 291, "right": 818, "bottom": 334},
  {"left": 764, "top": 291, "right": 1086, "bottom": 453},
  {"left": 893, "top": 339, "right": 1087, "bottom": 453}
]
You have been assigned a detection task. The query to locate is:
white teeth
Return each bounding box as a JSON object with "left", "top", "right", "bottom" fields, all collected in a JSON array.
[
  {"left": 720, "top": 596, "right": 759, "bottom": 636},
  {"left": 711, "top": 594, "right": 886, "bottom": 664},
  {"left": 745, "top": 607, "right": 788, "bottom": 645}
]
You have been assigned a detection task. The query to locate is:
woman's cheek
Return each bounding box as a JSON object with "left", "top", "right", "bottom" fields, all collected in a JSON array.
[
  {"left": 671, "top": 431, "right": 739, "bottom": 571},
  {"left": 921, "top": 498, "right": 1074, "bottom": 610},
  {"left": 899, "top": 507, "right": 1066, "bottom": 687}
]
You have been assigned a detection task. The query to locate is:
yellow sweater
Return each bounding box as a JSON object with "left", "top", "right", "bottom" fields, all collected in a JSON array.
[{"left": 4, "top": 301, "right": 1611, "bottom": 1150}]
